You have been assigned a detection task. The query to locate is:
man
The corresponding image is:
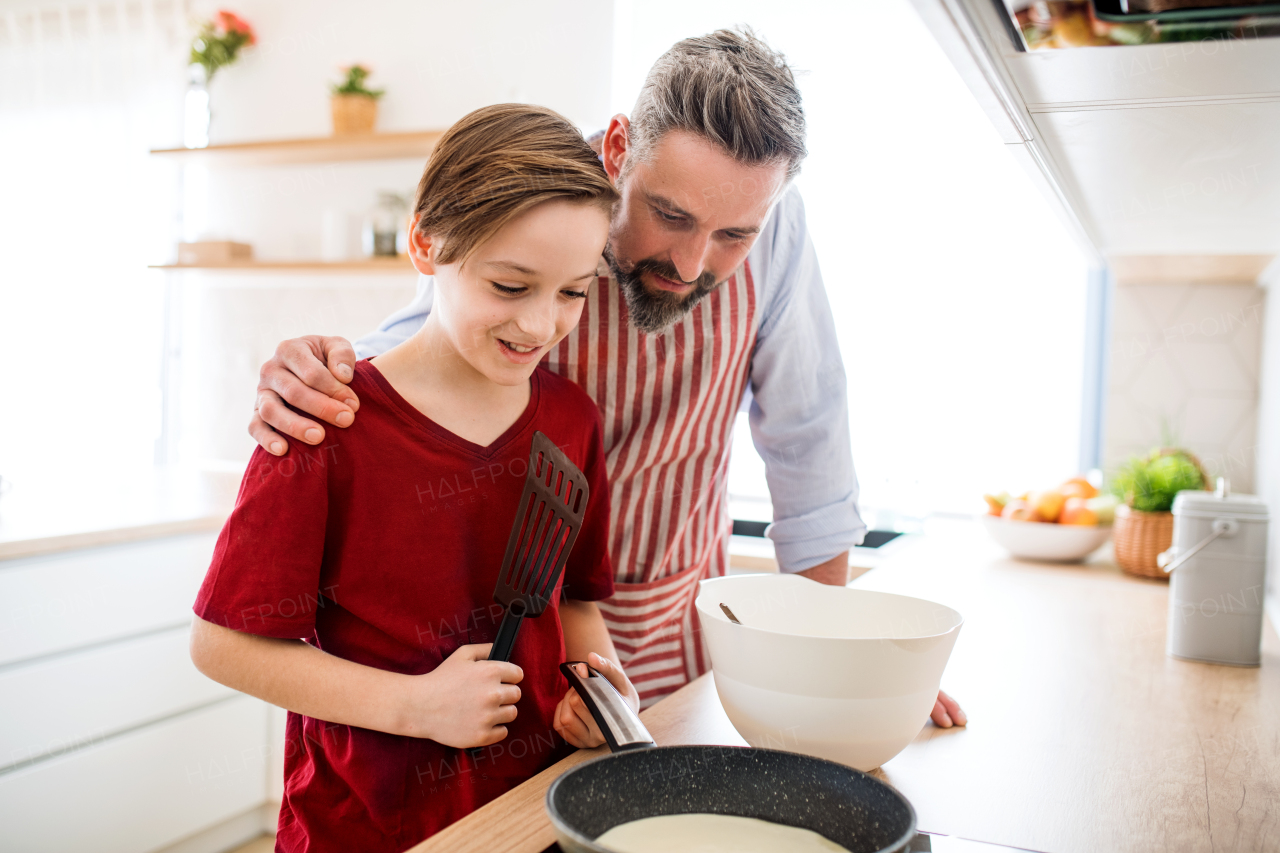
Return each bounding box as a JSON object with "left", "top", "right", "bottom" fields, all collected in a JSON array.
[{"left": 249, "top": 29, "right": 965, "bottom": 727}]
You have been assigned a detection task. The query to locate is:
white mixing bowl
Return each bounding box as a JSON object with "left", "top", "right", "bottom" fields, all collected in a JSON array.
[{"left": 695, "top": 573, "right": 963, "bottom": 771}]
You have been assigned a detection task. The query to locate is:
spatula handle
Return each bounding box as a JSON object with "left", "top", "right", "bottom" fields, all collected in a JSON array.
[
  {"left": 468, "top": 608, "right": 527, "bottom": 762},
  {"left": 488, "top": 607, "right": 525, "bottom": 662}
]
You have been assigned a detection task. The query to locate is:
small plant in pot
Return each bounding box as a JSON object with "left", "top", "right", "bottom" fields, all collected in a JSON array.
[
  {"left": 1109, "top": 448, "right": 1210, "bottom": 579},
  {"left": 330, "top": 64, "right": 384, "bottom": 135}
]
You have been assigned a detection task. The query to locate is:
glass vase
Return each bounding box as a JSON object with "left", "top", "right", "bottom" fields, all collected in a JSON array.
[{"left": 184, "top": 63, "right": 210, "bottom": 149}]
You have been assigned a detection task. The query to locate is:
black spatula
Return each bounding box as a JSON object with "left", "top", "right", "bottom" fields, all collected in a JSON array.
[{"left": 486, "top": 430, "right": 591, "bottom": 663}]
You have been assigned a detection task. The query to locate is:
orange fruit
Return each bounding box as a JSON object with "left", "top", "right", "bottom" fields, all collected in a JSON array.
[
  {"left": 1060, "top": 477, "right": 1098, "bottom": 500},
  {"left": 1060, "top": 497, "right": 1098, "bottom": 526},
  {"left": 1028, "top": 490, "right": 1066, "bottom": 523}
]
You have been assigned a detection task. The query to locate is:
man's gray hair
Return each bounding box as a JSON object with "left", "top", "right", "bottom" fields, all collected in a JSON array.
[{"left": 629, "top": 27, "right": 807, "bottom": 179}]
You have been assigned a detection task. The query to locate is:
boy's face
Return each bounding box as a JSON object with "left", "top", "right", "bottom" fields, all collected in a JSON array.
[{"left": 410, "top": 199, "right": 610, "bottom": 387}]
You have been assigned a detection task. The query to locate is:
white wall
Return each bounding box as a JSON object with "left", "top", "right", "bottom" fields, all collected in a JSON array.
[
  {"left": 0, "top": 0, "right": 618, "bottom": 478},
  {"left": 185, "top": 0, "right": 616, "bottom": 260},
  {"left": 199, "top": 0, "right": 614, "bottom": 145},
  {"left": 172, "top": 277, "right": 419, "bottom": 466},
  {"left": 167, "top": 0, "right": 618, "bottom": 467}
]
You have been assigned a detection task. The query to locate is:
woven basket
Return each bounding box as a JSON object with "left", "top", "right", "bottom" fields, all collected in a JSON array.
[
  {"left": 1112, "top": 448, "right": 1211, "bottom": 579},
  {"left": 1113, "top": 505, "right": 1175, "bottom": 579},
  {"left": 330, "top": 94, "right": 377, "bottom": 135}
]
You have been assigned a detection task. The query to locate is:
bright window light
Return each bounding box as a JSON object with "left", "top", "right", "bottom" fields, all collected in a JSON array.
[
  {"left": 616, "top": 0, "right": 1090, "bottom": 521},
  {"left": 0, "top": 4, "right": 184, "bottom": 484}
]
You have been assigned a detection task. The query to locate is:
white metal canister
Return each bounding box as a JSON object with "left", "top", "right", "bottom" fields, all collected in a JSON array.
[{"left": 1160, "top": 480, "right": 1269, "bottom": 666}]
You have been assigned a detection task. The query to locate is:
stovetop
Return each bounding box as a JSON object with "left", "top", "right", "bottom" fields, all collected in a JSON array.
[{"left": 540, "top": 831, "right": 1043, "bottom": 852}]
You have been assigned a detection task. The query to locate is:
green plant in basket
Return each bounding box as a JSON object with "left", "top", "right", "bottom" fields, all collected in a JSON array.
[
  {"left": 332, "top": 65, "right": 385, "bottom": 99},
  {"left": 1109, "top": 449, "right": 1208, "bottom": 513}
]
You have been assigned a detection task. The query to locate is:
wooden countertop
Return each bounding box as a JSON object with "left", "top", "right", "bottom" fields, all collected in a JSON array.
[
  {"left": 0, "top": 467, "right": 238, "bottom": 560},
  {"left": 408, "top": 520, "right": 1280, "bottom": 853}
]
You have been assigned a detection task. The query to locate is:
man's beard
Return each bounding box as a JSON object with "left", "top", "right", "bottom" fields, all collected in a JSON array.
[{"left": 605, "top": 251, "right": 722, "bottom": 335}]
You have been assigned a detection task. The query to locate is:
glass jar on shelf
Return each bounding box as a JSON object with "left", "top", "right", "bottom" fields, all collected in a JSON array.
[{"left": 363, "top": 192, "right": 408, "bottom": 257}]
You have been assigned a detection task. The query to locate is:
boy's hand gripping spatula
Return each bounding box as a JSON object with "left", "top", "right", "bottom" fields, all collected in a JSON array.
[{"left": 486, "top": 430, "right": 590, "bottom": 663}]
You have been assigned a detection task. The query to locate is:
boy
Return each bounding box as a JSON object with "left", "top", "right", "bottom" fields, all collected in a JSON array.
[{"left": 190, "top": 104, "right": 636, "bottom": 852}]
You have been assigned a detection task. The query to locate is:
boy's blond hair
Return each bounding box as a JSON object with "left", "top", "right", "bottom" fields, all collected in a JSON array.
[{"left": 413, "top": 103, "right": 618, "bottom": 265}]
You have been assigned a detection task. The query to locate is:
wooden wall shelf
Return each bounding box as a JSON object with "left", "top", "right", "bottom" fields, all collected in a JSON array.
[
  {"left": 150, "top": 258, "right": 416, "bottom": 273},
  {"left": 149, "top": 130, "right": 445, "bottom": 167}
]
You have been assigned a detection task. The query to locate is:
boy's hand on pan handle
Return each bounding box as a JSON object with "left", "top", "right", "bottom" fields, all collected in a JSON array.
[
  {"left": 931, "top": 689, "right": 967, "bottom": 728},
  {"left": 250, "top": 335, "right": 360, "bottom": 456},
  {"left": 554, "top": 652, "right": 639, "bottom": 749},
  {"left": 403, "top": 643, "right": 523, "bottom": 748}
]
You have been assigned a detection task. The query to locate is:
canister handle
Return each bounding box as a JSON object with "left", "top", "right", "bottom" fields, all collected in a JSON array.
[{"left": 1158, "top": 518, "right": 1239, "bottom": 573}]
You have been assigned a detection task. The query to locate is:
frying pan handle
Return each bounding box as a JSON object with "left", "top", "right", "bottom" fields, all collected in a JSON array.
[{"left": 561, "top": 662, "right": 654, "bottom": 753}]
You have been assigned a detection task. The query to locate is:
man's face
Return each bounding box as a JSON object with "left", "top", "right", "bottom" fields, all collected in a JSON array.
[{"left": 605, "top": 127, "right": 788, "bottom": 334}]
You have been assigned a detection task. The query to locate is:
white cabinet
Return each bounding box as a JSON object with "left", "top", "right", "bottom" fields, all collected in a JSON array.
[
  {"left": 0, "top": 626, "right": 234, "bottom": 772},
  {"left": 0, "top": 534, "right": 217, "bottom": 665},
  {"left": 0, "top": 696, "right": 269, "bottom": 853},
  {"left": 0, "top": 533, "right": 275, "bottom": 853},
  {"left": 1026, "top": 96, "right": 1280, "bottom": 255},
  {"left": 908, "top": 0, "right": 1280, "bottom": 257}
]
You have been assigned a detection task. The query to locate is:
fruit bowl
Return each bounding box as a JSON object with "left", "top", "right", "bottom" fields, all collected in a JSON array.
[{"left": 981, "top": 515, "right": 1112, "bottom": 562}]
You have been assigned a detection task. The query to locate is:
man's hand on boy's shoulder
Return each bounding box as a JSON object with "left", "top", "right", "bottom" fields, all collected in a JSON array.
[
  {"left": 554, "top": 653, "right": 638, "bottom": 750},
  {"left": 252, "top": 335, "right": 361, "bottom": 456}
]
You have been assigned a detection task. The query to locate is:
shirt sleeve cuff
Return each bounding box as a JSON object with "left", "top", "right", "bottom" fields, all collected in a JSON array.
[
  {"left": 193, "top": 603, "right": 315, "bottom": 640},
  {"left": 766, "top": 500, "right": 867, "bottom": 573},
  {"left": 562, "top": 573, "right": 615, "bottom": 602}
]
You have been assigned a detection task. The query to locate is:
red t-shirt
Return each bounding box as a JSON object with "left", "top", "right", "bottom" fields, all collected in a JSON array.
[{"left": 193, "top": 361, "right": 614, "bottom": 853}]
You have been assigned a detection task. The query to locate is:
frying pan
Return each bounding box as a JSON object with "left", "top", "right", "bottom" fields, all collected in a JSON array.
[{"left": 547, "top": 662, "right": 917, "bottom": 853}]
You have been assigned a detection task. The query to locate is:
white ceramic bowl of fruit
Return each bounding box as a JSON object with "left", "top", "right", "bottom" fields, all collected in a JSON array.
[{"left": 981, "top": 477, "right": 1117, "bottom": 563}]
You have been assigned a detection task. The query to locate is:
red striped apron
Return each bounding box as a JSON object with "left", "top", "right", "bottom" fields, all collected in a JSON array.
[{"left": 544, "top": 260, "right": 757, "bottom": 707}]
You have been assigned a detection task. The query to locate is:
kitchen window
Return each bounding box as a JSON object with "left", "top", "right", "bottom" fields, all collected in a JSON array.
[
  {"left": 615, "top": 0, "right": 1091, "bottom": 523},
  {"left": 0, "top": 1, "right": 185, "bottom": 484}
]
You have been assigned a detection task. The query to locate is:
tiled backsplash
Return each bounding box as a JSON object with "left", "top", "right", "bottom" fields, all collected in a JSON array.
[{"left": 1105, "top": 282, "right": 1265, "bottom": 493}]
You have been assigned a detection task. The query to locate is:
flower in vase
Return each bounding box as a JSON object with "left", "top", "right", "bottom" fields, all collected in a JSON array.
[{"left": 191, "top": 9, "right": 256, "bottom": 82}]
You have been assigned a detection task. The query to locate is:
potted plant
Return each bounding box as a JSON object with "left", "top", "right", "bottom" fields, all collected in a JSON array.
[
  {"left": 330, "top": 65, "right": 384, "bottom": 135},
  {"left": 1109, "top": 448, "right": 1210, "bottom": 579}
]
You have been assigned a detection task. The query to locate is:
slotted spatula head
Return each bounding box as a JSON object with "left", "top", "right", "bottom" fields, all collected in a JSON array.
[{"left": 494, "top": 430, "right": 590, "bottom": 619}]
